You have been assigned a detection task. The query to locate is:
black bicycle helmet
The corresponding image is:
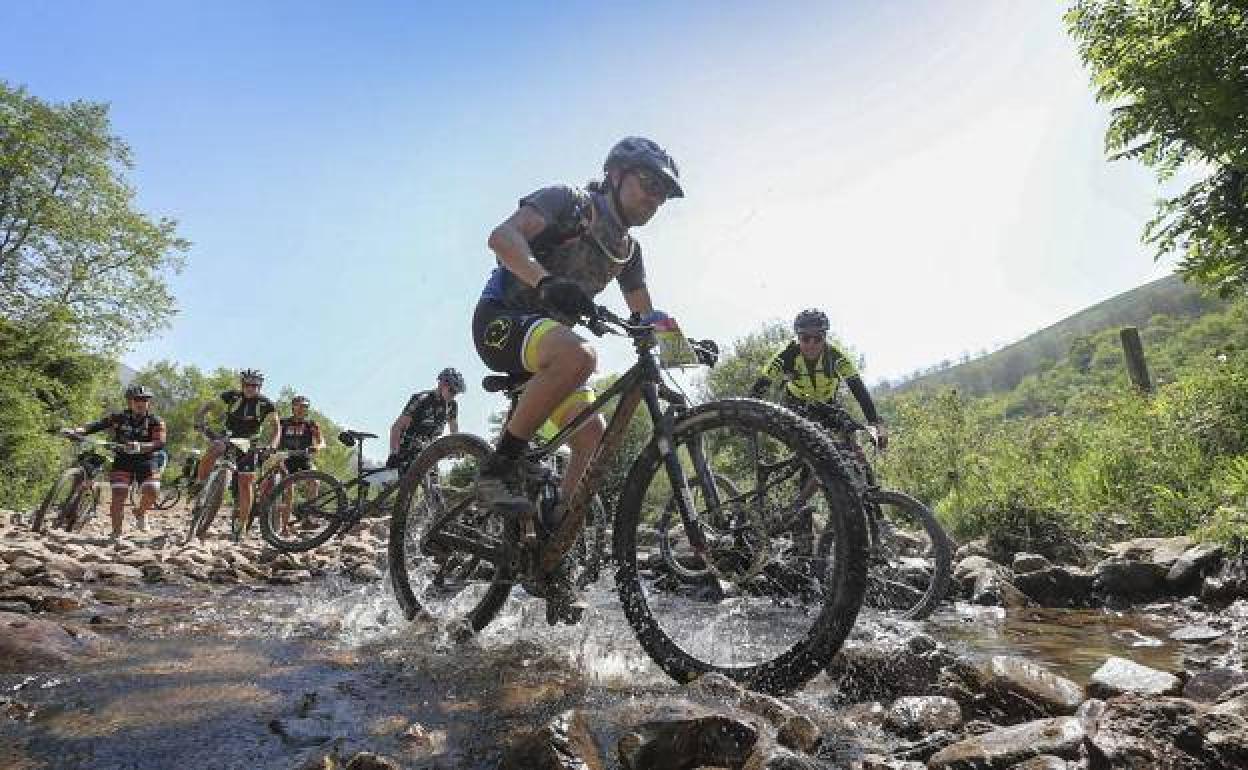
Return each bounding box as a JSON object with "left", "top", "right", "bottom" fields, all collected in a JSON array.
[
  {"left": 240, "top": 368, "right": 264, "bottom": 385},
  {"left": 291, "top": 395, "right": 310, "bottom": 406},
  {"left": 437, "top": 367, "right": 466, "bottom": 395},
  {"left": 124, "top": 384, "right": 153, "bottom": 399},
  {"left": 604, "top": 137, "right": 684, "bottom": 198},
  {"left": 793, "top": 309, "right": 830, "bottom": 335}
]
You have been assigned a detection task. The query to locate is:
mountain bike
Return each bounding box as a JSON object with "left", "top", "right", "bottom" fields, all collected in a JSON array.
[
  {"left": 388, "top": 307, "right": 869, "bottom": 695},
  {"left": 257, "top": 430, "right": 436, "bottom": 553},
  {"left": 731, "top": 400, "right": 953, "bottom": 619},
  {"left": 185, "top": 430, "right": 273, "bottom": 543},
  {"left": 31, "top": 430, "right": 118, "bottom": 533}
]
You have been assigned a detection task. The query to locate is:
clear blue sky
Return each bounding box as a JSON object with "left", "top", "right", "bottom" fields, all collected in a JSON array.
[{"left": 5, "top": 1, "right": 1174, "bottom": 443}]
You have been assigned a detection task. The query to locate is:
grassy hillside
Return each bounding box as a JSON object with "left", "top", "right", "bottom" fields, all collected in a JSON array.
[{"left": 879, "top": 274, "right": 1225, "bottom": 400}]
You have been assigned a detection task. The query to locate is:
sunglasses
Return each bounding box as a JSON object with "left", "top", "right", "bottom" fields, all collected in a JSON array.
[
  {"left": 633, "top": 169, "right": 669, "bottom": 199},
  {"left": 799, "top": 334, "right": 826, "bottom": 344}
]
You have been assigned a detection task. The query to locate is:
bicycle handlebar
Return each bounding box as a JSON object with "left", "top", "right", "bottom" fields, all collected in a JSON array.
[{"left": 583, "top": 306, "right": 719, "bottom": 367}]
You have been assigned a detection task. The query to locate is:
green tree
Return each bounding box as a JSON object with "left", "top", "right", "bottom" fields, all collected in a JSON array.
[
  {"left": 1066, "top": 1, "right": 1248, "bottom": 294},
  {"left": 1, "top": 81, "right": 188, "bottom": 351}
]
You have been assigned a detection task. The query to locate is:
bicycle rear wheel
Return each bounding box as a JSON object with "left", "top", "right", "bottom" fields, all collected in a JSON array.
[
  {"left": 656, "top": 473, "right": 750, "bottom": 584},
  {"left": 257, "top": 470, "right": 347, "bottom": 552},
  {"left": 572, "top": 495, "right": 608, "bottom": 589},
  {"left": 388, "top": 434, "right": 514, "bottom": 634},
  {"left": 613, "top": 398, "right": 868, "bottom": 694},
  {"left": 33, "top": 469, "right": 81, "bottom": 533},
  {"left": 859, "top": 489, "right": 952, "bottom": 620},
  {"left": 68, "top": 485, "right": 100, "bottom": 532}
]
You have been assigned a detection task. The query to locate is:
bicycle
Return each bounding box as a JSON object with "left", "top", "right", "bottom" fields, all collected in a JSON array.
[
  {"left": 388, "top": 306, "right": 869, "bottom": 695},
  {"left": 257, "top": 430, "right": 438, "bottom": 553},
  {"left": 31, "top": 430, "right": 120, "bottom": 533},
  {"left": 185, "top": 430, "right": 274, "bottom": 543},
  {"left": 725, "top": 400, "right": 952, "bottom": 620}
]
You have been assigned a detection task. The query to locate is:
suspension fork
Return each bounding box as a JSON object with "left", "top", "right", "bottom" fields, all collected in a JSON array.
[{"left": 644, "top": 383, "right": 712, "bottom": 557}]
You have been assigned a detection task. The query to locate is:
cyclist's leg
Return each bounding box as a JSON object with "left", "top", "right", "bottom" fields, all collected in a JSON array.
[
  {"left": 135, "top": 457, "right": 160, "bottom": 529},
  {"left": 107, "top": 466, "right": 132, "bottom": 537},
  {"left": 472, "top": 302, "right": 595, "bottom": 503},
  {"left": 236, "top": 450, "right": 259, "bottom": 530},
  {"left": 549, "top": 392, "right": 604, "bottom": 522}
]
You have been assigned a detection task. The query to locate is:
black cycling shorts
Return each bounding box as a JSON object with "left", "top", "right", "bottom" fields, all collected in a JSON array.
[
  {"left": 473, "top": 299, "right": 562, "bottom": 376},
  {"left": 281, "top": 453, "right": 312, "bottom": 475},
  {"left": 110, "top": 454, "right": 161, "bottom": 486}
]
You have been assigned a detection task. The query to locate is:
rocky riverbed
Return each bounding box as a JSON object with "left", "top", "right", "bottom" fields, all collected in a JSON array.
[{"left": 2, "top": 506, "right": 1247, "bottom": 769}]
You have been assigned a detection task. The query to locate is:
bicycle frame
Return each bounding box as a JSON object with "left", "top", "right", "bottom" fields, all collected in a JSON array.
[{"left": 509, "top": 310, "right": 718, "bottom": 574}]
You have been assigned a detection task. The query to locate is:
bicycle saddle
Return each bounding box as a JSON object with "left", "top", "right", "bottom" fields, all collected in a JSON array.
[
  {"left": 482, "top": 373, "right": 531, "bottom": 394},
  {"left": 338, "top": 429, "right": 379, "bottom": 447}
]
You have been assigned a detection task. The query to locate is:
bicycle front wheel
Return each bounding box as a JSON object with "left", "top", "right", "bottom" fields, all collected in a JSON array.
[
  {"left": 258, "top": 470, "right": 347, "bottom": 552},
  {"left": 33, "top": 469, "right": 81, "bottom": 533},
  {"left": 187, "top": 470, "right": 227, "bottom": 542},
  {"left": 154, "top": 481, "right": 182, "bottom": 510},
  {"left": 613, "top": 398, "right": 869, "bottom": 694},
  {"left": 858, "top": 489, "right": 952, "bottom": 621},
  {"left": 388, "top": 434, "right": 514, "bottom": 634}
]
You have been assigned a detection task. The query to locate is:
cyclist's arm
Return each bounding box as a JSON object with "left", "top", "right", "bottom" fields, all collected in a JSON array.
[
  {"left": 389, "top": 414, "right": 411, "bottom": 455},
  {"left": 622, "top": 286, "right": 654, "bottom": 316},
  {"left": 311, "top": 423, "right": 325, "bottom": 452},
  {"left": 487, "top": 205, "right": 551, "bottom": 288},
  {"left": 845, "top": 375, "right": 881, "bottom": 425},
  {"left": 751, "top": 350, "right": 784, "bottom": 398},
  {"left": 79, "top": 416, "right": 112, "bottom": 435},
  {"left": 447, "top": 415, "right": 459, "bottom": 434},
  {"left": 139, "top": 419, "right": 167, "bottom": 454}
]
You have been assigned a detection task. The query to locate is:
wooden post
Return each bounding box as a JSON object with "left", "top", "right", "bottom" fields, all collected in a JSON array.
[{"left": 1120, "top": 326, "right": 1153, "bottom": 393}]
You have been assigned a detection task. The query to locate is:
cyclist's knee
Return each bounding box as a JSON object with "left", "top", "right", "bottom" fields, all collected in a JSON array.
[
  {"left": 536, "top": 328, "right": 596, "bottom": 381},
  {"left": 568, "top": 413, "right": 605, "bottom": 451}
]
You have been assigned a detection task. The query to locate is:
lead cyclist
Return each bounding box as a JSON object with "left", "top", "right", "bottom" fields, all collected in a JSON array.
[{"left": 470, "top": 137, "right": 685, "bottom": 624}]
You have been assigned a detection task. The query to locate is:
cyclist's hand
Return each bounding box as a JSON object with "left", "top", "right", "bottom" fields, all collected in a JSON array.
[
  {"left": 385, "top": 453, "right": 402, "bottom": 469},
  {"left": 537, "top": 276, "right": 594, "bottom": 320},
  {"left": 124, "top": 441, "right": 142, "bottom": 454}
]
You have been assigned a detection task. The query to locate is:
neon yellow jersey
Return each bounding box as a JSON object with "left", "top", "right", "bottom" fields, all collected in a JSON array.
[{"left": 760, "top": 340, "right": 859, "bottom": 404}]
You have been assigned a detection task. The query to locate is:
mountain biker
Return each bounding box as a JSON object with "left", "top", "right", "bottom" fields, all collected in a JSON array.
[
  {"left": 749, "top": 309, "right": 888, "bottom": 447},
  {"left": 387, "top": 368, "right": 464, "bottom": 472},
  {"left": 750, "top": 309, "right": 888, "bottom": 554},
  {"left": 193, "top": 368, "right": 279, "bottom": 537},
  {"left": 264, "top": 394, "right": 327, "bottom": 536},
  {"left": 68, "top": 384, "right": 166, "bottom": 540},
  {"left": 471, "top": 136, "right": 683, "bottom": 623}
]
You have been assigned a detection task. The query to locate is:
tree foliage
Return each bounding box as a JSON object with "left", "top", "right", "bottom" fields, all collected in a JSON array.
[
  {"left": 0, "top": 81, "right": 188, "bottom": 352},
  {"left": 1066, "top": 1, "right": 1248, "bottom": 294}
]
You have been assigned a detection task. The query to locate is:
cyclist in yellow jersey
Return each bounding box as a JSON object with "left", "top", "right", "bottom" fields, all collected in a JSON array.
[{"left": 751, "top": 308, "right": 888, "bottom": 448}]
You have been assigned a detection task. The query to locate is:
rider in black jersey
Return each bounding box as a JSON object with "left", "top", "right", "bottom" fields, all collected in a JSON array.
[
  {"left": 387, "top": 368, "right": 464, "bottom": 472},
  {"left": 70, "top": 384, "right": 166, "bottom": 539},
  {"left": 193, "top": 368, "right": 279, "bottom": 536}
]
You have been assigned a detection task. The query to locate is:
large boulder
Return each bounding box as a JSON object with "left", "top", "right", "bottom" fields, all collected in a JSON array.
[
  {"left": 1084, "top": 695, "right": 1248, "bottom": 769},
  {"left": 978, "top": 656, "right": 1084, "bottom": 720},
  {"left": 498, "top": 710, "right": 602, "bottom": 770},
  {"left": 1093, "top": 558, "right": 1168, "bottom": 598},
  {"left": 1108, "top": 536, "right": 1192, "bottom": 568},
  {"left": 825, "top": 628, "right": 956, "bottom": 702},
  {"left": 1014, "top": 566, "right": 1095, "bottom": 608},
  {"left": 616, "top": 714, "right": 758, "bottom": 770},
  {"left": 1167, "top": 544, "right": 1224, "bottom": 592},
  {"left": 883, "top": 696, "right": 962, "bottom": 738},
  {"left": 926, "top": 717, "right": 1085, "bottom": 769},
  {"left": 1087, "top": 657, "right": 1182, "bottom": 699},
  {"left": 1011, "top": 553, "right": 1052, "bottom": 574},
  {"left": 0, "top": 612, "right": 106, "bottom": 671}
]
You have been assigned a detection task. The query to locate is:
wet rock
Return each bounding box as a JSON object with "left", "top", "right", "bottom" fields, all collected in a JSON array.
[
  {"left": 1169, "top": 624, "right": 1225, "bottom": 644},
  {"left": 884, "top": 696, "right": 962, "bottom": 738},
  {"left": 1087, "top": 656, "right": 1182, "bottom": 698},
  {"left": 1011, "top": 553, "right": 1052, "bottom": 574},
  {"left": 1075, "top": 698, "right": 1107, "bottom": 737},
  {"left": 775, "top": 714, "right": 820, "bottom": 754},
  {"left": 979, "top": 656, "right": 1084, "bottom": 719},
  {"left": 343, "top": 752, "right": 402, "bottom": 770},
  {"left": 617, "top": 714, "right": 758, "bottom": 770},
  {"left": 825, "top": 629, "right": 956, "bottom": 701},
  {"left": 1184, "top": 668, "right": 1248, "bottom": 703},
  {"left": 0, "top": 600, "right": 30, "bottom": 614},
  {"left": 1109, "top": 536, "right": 1192, "bottom": 567},
  {"left": 10, "top": 555, "right": 45, "bottom": 576},
  {"left": 95, "top": 563, "right": 143, "bottom": 585},
  {"left": 496, "top": 708, "right": 599, "bottom": 768},
  {"left": 1084, "top": 694, "right": 1248, "bottom": 769},
  {"left": 688, "top": 672, "right": 746, "bottom": 701},
  {"left": 268, "top": 717, "right": 335, "bottom": 748},
  {"left": 887, "top": 730, "right": 959, "bottom": 763},
  {"left": 756, "top": 746, "right": 826, "bottom": 769},
  {"left": 1013, "top": 566, "right": 1095, "bottom": 608},
  {"left": 927, "top": 717, "right": 1084, "bottom": 769},
  {"left": 1202, "top": 574, "right": 1248, "bottom": 604},
  {"left": 1093, "top": 557, "right": 1167, "bottom": 597},
  {"left": 1009, "top": 757, "right": 1070, "bottom": 770},
  {"left": 0, "top": 612, "right": 105, "bottom": 671},
  {"left": 350, "top": 564, "right": 382, "bottom": 582},
  {"left": 270, "top": 569, "right": 313, "bottom": 585},
  {"left": 1167, "top": 544, "right": 1224, "bottom": 591},
  {"left": 838, "top": 701, "right": 887, "bottom": 729},
  {"left": 972, "top": 569, "right": 1031, "bottom": 609}
]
